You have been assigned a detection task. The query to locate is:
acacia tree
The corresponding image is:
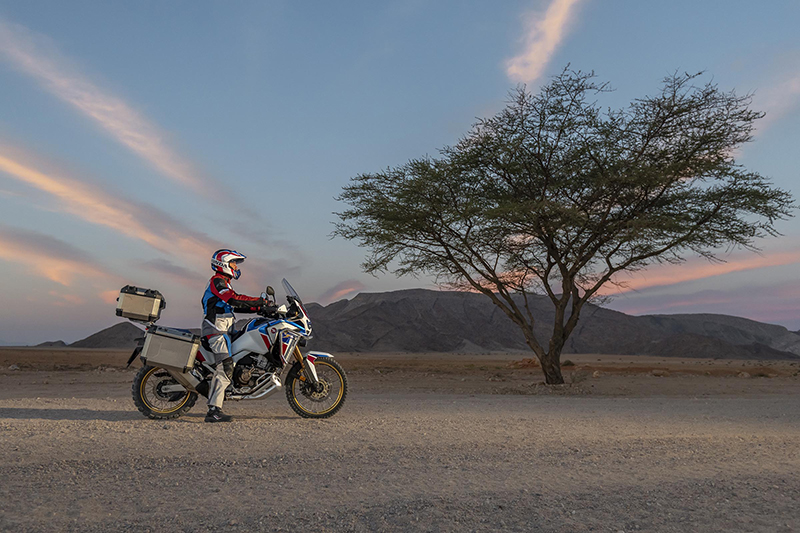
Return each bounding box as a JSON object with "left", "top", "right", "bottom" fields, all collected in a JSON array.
[{"left": 334, "top": 69, "right": 794, "bottom": 384}]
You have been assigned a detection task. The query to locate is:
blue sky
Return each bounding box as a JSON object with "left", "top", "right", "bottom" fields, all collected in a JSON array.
[{"left": 0, "top": 0, "right": 798, "bottom": 344}]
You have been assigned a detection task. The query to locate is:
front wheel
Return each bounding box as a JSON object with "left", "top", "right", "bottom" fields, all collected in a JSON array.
[
  {"left": 285, "top": 359, "right": 348, "bottom": 419},
  {"left": 132, "top": 365, "right": 197, "bottom": 419}
]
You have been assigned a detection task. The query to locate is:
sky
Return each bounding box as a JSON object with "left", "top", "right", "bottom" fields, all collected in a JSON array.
[{"left": 0, "top": 0, "right": 798, "bottom": 345}]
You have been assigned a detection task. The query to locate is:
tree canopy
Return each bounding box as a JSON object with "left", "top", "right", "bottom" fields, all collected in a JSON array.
[{"left": 334, "top": 69, "right": 794, "bottom": 384}]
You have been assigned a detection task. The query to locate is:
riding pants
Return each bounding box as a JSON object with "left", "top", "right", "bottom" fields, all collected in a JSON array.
[{"left": 206, "top": 334, "right": 233, "bottom": 409}]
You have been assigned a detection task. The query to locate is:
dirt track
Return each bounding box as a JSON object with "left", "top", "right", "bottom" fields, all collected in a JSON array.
[{"left": 0, "top": 350, "right": 799, "bottom": 532}]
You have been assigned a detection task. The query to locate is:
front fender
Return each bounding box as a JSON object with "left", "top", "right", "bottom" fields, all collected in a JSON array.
[{"left": 307, "top": 351, "right": 334, "bottom": 359}]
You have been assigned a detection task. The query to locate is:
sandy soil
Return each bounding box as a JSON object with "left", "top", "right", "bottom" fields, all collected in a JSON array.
[{"left": 0, "top": 348, "right": 798, "bottom": 532}]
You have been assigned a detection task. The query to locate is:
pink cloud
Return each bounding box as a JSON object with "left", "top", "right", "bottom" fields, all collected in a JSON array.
[
  {"left": 603, "top": 249, "right": 800, "bottom": 295},
  {"left": 0, "top": 18, "right": 219, "bottom": 200},
  {"left": 608, "top": 281, "right": 800, "bottom": 330},
  {"left": 315, "top": 280, "right": 366, "bottom": 305},
  {"left": 0, "top": 148, "right": 220, "bottom": 265},
  {"left": 99, "top": 290, "right": 120, "bottom": 305},
  {"left": 506, "top": 0, "right": 586, "bottom": 84},
  {"left": 0, "top": 225, "right": 117, "bottom": 286},
  {"left": 755, "top": 73, "right": 800, "bottom": 130}
]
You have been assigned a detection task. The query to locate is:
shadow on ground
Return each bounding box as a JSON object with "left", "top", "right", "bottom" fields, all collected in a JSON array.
[{"left": 0, "top": 407, "right": 141, "bottom": 421}]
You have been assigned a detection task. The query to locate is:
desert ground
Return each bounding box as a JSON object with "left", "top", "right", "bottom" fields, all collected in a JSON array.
[{"left": 0, "top": 348, "right": 798, "bottom": 532}]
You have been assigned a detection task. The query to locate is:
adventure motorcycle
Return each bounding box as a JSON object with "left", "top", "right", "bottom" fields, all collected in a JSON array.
[{"left": 129, "top": 279, "right": 347, "bottom": 420}]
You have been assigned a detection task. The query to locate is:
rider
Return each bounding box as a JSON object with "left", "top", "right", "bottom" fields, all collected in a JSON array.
[{"left": 201, "top": 249, "right": 273, "bottom": 423}]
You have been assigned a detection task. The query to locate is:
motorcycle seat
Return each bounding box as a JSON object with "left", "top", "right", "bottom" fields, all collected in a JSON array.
[{"left": 229, "top": 329, "right": 247, "bottom": 343}]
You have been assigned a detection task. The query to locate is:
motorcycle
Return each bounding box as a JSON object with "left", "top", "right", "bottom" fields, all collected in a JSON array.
[{"left": 129, "top": 279, "right": 348, "bottom": 420}]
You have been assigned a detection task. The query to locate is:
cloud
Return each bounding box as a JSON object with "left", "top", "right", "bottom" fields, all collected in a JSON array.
[
  {"left": 0, "top": 225, "right": 116, "bottom": 285},
  {"left": 607, "top": 282, "right": 800, "bottom": 330},
  {"left": 0, "top": 18, "right": 226, "bottom": 202},
  {"left": 99, "top": 290, "right": 120, "bottom": 305},
  {"left": 48, "top": 291, "right": 85, "bottom": 307},
  {"left": 315, "top": 279, "right": 366, "bottom": 305},
  {"left": 754, "top": 73, "right": 800, "bottom": 130},
  {"left": 505, "top": 0, "right": 586, "bottom": 84},
  {"left": 603, "top": 249, "right": 800, "bottom": 295},
  {"left": 0, "top": 148, "right": 221, "bottom": 262},
  {"left": 141, "top": 258, "right": 205, "bottom": 287}
]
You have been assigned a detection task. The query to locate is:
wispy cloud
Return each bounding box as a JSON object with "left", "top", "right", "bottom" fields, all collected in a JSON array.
[
  {"left": 48, "top": 291, "right": 85, "bottom": 307},
  {"left": 608, "top": 282, "right": 800, "bottom": 329},
  {"left": 0, "top": 148, "right": 219, "bottom": 263},
  {"left": 0, "top": 18, "right": 221, "bottom": 200},
  {"left": 141, "top": 258, "right": 205, "bottom": 287},
  {"left": 315, "top": 279, "right": 366, "bottom": 305},
  {"left": 755, "top": 73, "right": 800, "bottom": 130},
  {"left": 506, "top": 0, "right": 586, "bottom": 84},
  {"left": 604, "top": 249, "right": 800, "bottom": 295},
  {"left": 0, "top": 225, "right": 115, "bottom": 285}
]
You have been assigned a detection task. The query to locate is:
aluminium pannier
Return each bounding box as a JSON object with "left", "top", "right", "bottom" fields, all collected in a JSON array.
[
  {"left": 141, "top": 326, "right": 199, "bottom": 373},
  {"left": 116, "top": 285, "right": 166, "bottom": 323}
]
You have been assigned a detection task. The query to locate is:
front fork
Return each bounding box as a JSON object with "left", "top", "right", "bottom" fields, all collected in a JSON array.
[{"left": 292, "top": 346, "right": 319, "bottom": 384}]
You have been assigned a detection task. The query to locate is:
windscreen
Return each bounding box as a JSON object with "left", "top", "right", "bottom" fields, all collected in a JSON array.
[{"left": 282, "top": 278, "right": 301, "bottom": 303}]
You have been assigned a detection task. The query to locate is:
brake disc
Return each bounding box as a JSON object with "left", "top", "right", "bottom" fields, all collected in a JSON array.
[{"left": 301, "top": 379, "right": 330, "bottom": 401}]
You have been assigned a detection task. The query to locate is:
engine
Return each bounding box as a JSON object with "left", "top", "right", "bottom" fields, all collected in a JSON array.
[{"left": 232, "top": 354, "right": 271, "bottom": 390}]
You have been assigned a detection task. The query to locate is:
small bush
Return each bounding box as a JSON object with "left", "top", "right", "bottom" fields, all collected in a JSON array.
[
  {"left": 562, "top": 360, "right": 575, "bottom": 367},
  {"left": 567, "top": 368, "right": 590, "bottom": 385}
]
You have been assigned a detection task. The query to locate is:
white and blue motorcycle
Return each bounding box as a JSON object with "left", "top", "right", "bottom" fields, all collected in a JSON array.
[{"left": 130, "top": 279, "right": 348, "bottom": 420}]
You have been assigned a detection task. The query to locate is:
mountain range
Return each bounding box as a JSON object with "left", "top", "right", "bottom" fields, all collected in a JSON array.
[{"left": 37, "top": 289, "right": 800, "bottom": 360}]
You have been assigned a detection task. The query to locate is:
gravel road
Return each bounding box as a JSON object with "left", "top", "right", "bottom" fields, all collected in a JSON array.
[{"left": 0, "top": 368, "right": 798, "bottom": 532}]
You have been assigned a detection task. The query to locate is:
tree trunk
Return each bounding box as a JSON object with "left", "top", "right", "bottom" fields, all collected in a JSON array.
[{"left": 539, "top": 350, "right": 564, "bottom": 385}]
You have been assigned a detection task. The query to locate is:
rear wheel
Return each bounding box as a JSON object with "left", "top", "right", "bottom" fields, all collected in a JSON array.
[
  {"left": 132, "top": 365, "right": 197, "bottom": 419},
  {"left": 285, "top": 359, "right": 347, "bottom": 419}
]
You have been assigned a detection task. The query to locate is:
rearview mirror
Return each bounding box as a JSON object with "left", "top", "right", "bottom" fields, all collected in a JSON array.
[{"left": 266, "top": 286, "right": 275, "bottom": 297}]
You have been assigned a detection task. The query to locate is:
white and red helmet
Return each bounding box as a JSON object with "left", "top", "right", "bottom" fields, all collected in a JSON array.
[{"left": 211, "top": 249, "right": 246, "bottom": 280}]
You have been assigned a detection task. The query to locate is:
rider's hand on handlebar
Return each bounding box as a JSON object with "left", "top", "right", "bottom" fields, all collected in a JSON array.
[{"left": 261, "top": 303, "right": 279, "bottom": 317}]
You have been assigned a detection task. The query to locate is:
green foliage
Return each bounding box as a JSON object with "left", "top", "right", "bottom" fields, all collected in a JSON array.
[{"left": 334, "top": 68, "right": 795, "bottom": 384}]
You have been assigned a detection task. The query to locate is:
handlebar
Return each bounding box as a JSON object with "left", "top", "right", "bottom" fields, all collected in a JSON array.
[{"left": 257, "top": 294, "right": 302, "bottom": 319}]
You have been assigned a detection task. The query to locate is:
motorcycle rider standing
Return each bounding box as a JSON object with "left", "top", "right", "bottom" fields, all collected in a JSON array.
[{"left": 201, "top": 249, "right": 271, "bottom": 423}]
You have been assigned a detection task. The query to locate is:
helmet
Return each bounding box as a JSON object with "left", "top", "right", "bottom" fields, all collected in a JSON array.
[{"left": 211, "top": 249, "right": 246, "bottom": 280}]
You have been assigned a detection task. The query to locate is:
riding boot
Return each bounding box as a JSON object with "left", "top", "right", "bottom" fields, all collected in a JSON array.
[{"left": 205, "top": 406, "right": 233, "bottom": 423}]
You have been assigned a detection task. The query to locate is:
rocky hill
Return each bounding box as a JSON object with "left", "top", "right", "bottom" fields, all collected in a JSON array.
[
  {"left": 308, "top": 290, "right": 800, "bottom": 359},
  {"left": 41, "top": 289, "right": 800, "bottom": 359},
  {"left": 36, "top": 340, "right": 68, "bottom": 347},
  {"left": 69, "top": 322, "right": 146, "bottom": 349}
]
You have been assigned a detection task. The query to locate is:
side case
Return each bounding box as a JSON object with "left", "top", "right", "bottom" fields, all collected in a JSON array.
[{"left": 141, "top": 326, "right": 199, "bottom": 373}]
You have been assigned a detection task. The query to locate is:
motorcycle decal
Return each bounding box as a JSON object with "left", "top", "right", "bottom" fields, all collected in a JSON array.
[
  {"left": 260, "top": 333, "right": 272, "bottom": 349},
  {"left": 307, "top": 351, "right": 333, "bottom": 358},
  {"left": 280, "top": 330, "right": 299, "bottom": 357}
]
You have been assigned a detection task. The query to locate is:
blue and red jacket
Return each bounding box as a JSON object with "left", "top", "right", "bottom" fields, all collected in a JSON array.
[{"left": 201, "top": 273, "right": 264, "bottom": 336}]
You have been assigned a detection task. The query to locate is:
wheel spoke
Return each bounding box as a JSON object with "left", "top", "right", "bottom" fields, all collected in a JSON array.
[
  {"left": 142, "top": 369, "right": 189, "bottom": 413},
  {"left": 290, "top": 361, "right": 345, "bottom": 416}
]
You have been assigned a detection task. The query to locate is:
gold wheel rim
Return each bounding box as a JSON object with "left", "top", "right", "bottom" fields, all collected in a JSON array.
[
  {"left": 140, "top": 367, "right": 191, "bottom": 414},
  {"left": 292, "top": 361, "right": 344, "bottom": 415}
]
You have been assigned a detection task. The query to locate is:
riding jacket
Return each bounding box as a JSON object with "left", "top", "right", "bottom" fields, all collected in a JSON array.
[{"left": 201, "top": 273, "right": 265, "bottom": 338}]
